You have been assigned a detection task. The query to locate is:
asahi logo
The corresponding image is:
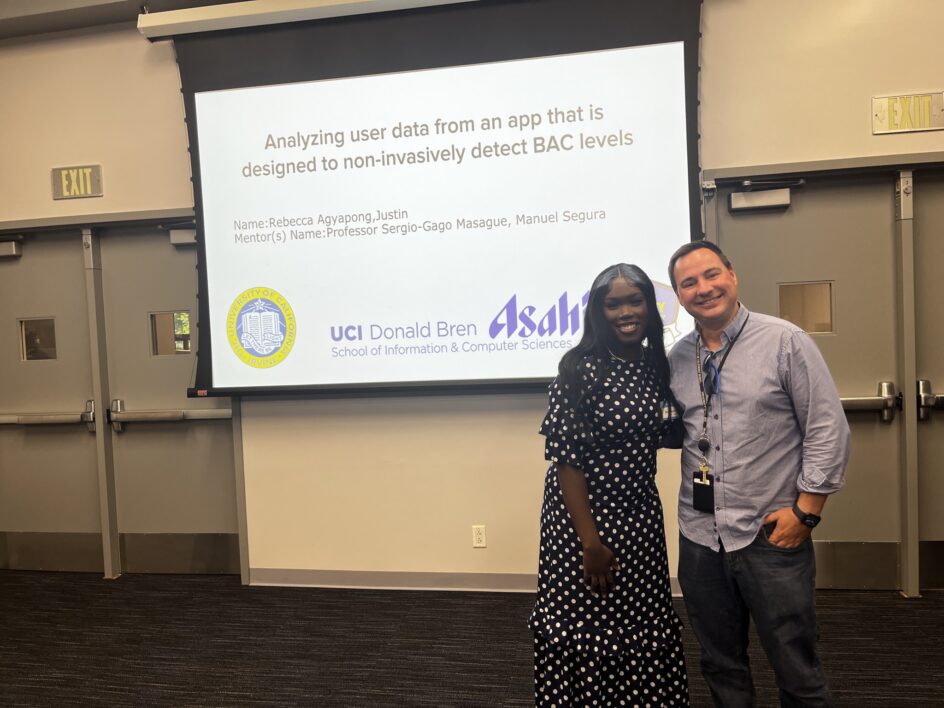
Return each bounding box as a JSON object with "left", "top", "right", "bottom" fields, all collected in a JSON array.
[
  {"left": 486, "top": 283, "right": 684, "bottom": 347},
  {"left": 488, "top": 291, "right": 589, "bottom": 339}
]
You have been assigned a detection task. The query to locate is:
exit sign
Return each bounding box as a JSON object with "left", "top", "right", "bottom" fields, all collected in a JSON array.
[
  {"left": 52, "top": 164, "right": 103, "bottom": 199},
  {"left": 872, "top": 92, "right": 944, "bottom": 134}
]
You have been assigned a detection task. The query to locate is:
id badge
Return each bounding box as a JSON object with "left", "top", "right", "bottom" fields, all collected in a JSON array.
[{"left": 692, "top": 472, "right": 715, "bottom": 513}]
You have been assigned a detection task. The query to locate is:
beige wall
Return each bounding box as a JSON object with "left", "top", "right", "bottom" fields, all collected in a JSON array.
[
  {"left": 243, "top": 395, "right": 547, "bottom": 574},
  {"left": 0, "top": 23, "right": 192, "bottom": 223},
  {"left": 2, "top": 1, "right": 942, "bottom": 585},
  {"left": 700, "top": 0, "right": 944, "bottom": 169}
]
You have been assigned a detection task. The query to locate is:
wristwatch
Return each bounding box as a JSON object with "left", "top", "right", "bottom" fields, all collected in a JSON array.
[{"left": 792, "top": 503, "right": 821, "bottom": 528}]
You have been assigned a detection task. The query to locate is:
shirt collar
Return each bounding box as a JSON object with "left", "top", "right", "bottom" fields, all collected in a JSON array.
[
  {"left": 723, "top": 302, "right": 750, "bottom": 344},
  {"left": 696, "top": 302, "right": 750, "bottom": 348}
]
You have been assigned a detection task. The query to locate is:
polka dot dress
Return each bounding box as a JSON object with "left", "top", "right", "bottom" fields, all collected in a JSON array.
[{"left": 529, "top": 355, "right": 689, "bottom": 706}]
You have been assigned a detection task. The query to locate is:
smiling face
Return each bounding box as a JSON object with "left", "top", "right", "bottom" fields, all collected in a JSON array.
[
  {"left": 602, "top": 278, "right": 649, "bottom": 357},
  {"left": 672, "top": 247, "right": 739, "bottom": 332}
]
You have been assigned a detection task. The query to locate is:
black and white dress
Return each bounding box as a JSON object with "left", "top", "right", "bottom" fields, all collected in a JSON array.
[{"left": 529, "top": 355, "right": 688, "bottom": 706}]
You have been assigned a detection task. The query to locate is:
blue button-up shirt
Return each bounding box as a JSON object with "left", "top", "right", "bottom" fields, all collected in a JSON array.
[{"left": 668, "top": 304, "right": 850, "bottom": 552}]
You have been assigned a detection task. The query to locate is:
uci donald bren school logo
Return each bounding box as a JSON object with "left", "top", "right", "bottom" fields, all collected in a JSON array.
[{"left": 227, "top": 287, "right": 296, "bottom": 368}]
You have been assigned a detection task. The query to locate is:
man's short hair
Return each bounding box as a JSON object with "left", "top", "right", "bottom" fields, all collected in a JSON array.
[{"left": 668, "top": 240, "right": 733, "bottom": 292}]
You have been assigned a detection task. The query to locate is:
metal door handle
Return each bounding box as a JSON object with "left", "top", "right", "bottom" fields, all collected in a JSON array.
[
  {"left": 840, "top": 381, "right": 899, "bottom": 423},
  {"left": 918, "top": 380, "right": 944, "bottom": 421},
  {"left": 0, "top": 400, "right": 96, "bottom": 432},
  {"left": 109, "top": 399, "right": 232, "bottom": 432}
]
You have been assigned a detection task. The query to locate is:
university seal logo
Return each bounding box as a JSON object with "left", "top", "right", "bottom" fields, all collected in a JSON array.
[
  {"left": 653, "top": 281, "right": 682, "bottom": 347},
  {"left": 226, "top": 287, "right": 296, "bottom": 368}
]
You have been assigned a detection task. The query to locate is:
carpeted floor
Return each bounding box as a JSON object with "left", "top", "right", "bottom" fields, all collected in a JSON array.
[{"left": 0, "top": 571, "right": 941, "bottom": 706}]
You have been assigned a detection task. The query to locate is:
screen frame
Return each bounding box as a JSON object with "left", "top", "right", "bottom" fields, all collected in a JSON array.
[{"left": 174, "top": 0, "right": 703, "bottom": 398}]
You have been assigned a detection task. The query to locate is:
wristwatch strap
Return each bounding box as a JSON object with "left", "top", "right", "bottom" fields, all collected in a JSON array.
[{"left": 792, "top": 503, "right": 821, "bottom": 528}]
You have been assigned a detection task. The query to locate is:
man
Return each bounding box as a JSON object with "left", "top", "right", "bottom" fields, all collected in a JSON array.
[{"left": 667, "top": 241, "right": 850, "bottom": 707}]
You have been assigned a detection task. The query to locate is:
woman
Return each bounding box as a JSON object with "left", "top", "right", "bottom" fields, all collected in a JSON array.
[{"left": 529, "top": 264, "right": 688, "bottom": 706}]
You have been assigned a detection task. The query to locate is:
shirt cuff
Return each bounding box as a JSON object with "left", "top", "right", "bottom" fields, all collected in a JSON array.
[{"left": 796, "top": 465, "right": 845, "bottom": 495}]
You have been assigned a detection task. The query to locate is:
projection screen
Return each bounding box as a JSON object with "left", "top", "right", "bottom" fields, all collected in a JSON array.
[{"left": 177, "top": 0, "right": 702, "bottom": 395}]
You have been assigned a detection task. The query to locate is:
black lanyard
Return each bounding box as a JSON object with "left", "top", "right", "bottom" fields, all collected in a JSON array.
[{"left": 695, "top": 313, "right": 750, "bottom": 462}]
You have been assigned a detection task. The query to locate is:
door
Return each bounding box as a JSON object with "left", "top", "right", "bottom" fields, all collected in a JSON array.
[
  {"left": 99, "top": 226, "right": 238, "bottom": 573},
  {"left": 710, "top": 164, "right": 943, "bottom": 594},
  {"left": 0, "top": 231, "right": 103, "bottom": 570},
  {"left": 0, "top": 224, "right": 239, "bottom": 575}
]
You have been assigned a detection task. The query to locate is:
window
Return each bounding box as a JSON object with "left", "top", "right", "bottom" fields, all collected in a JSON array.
[
  {"left": 19, "top": 318, "right": 57, "bottom": 360},
  {"left": 779, "top": 282, "right": 832, "bottom": 333},
  {"left": 150, "top": 311, "right": 191, "bottom": 355}
]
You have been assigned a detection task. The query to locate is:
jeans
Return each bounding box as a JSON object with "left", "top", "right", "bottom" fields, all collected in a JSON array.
[{"left": 678, "top": 531, "right": 832, "bottom": 707}]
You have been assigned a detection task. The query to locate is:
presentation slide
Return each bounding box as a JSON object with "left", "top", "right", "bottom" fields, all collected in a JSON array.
[{"left": 194, "top": 42, "right": 694, "bottom": 390}]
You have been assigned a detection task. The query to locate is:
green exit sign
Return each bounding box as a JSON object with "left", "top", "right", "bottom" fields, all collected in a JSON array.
[{"left": 52, "top": 165, "right": 103, "bottom": 199}]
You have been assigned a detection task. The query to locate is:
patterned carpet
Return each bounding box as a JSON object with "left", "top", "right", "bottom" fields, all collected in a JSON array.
[{"left": 0, "top": 572, "right": 941, "bottom": 706}]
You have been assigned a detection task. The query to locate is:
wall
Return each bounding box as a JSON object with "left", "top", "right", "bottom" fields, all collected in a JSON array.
[
  {"left": 700, "top": 0, "right": 944, "bottom": 169},
  {"left": 2, "top": 1, "right": 943, "bottom": 585},
  {"left": 0, "top": 23, "right": 192, "bottom": 223},
  {"left": 243, "top": 395, "right": 546, "bottom": 577}
]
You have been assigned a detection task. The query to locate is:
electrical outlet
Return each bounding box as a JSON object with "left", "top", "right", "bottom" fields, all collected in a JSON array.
[{"left": 472, "top": 524, "right": 487, "bottom": 548}]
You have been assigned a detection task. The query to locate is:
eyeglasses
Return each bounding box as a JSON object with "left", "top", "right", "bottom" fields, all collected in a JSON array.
[{"left": 702, "top": 353, "right": 720, "bottom": 398}]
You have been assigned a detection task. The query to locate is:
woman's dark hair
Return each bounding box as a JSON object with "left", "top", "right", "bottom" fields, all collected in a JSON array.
[{"left": 557, "top": 264, "right": 672, "bottom": 434}]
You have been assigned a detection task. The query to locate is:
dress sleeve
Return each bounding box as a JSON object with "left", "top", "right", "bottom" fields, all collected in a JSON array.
[{"left": 539, "top": 360, "right": 597, "bottom": 465}]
